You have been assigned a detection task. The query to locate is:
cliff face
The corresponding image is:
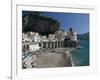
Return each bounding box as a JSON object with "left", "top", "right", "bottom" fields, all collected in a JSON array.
[{"left": 22, "top": 11, "right": 60, "bottom": 36}]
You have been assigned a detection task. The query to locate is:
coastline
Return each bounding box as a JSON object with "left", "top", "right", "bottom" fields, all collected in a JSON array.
[{"left": 65, "top": 48, "right": 75, "bottom": 67}]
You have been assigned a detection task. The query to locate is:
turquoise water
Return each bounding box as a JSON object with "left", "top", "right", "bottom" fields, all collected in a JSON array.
[{"left": 72, "top": 41, "right": 89, "bottom": 66}]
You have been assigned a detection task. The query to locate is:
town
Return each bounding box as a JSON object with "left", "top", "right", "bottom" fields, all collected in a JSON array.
[{"left": 22, "top": 27, "right": 79, "bottom": 68}]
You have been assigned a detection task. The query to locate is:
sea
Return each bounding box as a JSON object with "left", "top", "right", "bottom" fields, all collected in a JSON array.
[{"left": 71, "top": 40, "right": 89, "bottom": 66}]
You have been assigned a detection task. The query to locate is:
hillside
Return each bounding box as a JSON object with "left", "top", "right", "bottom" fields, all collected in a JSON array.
[
  {"left": 77, "top": 32, "right": 89, "bottom": 41},
  {"left": 22, "top": 11, "right": 60, "bottom": 36}
]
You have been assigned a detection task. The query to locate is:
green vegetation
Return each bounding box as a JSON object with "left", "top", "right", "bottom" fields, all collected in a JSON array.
[{"left": 22, "top": 11, "right": 60, "bottom": 35}]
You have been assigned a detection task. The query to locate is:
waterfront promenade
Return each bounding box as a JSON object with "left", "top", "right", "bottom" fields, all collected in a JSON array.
[{"left": 23, "top": 48, "right": 75, "bottom": 68}]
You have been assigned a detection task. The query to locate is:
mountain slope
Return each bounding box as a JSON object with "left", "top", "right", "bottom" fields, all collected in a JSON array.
[{"left": 77, "top": 32, "right": 89, "bottom": 41}]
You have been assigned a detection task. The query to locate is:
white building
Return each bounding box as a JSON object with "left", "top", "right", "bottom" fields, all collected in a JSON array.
[
  {"left": 22, "top": 32, "right": 41, "bottom": 52},
  {"left": 48, "top": 34, "right": 55, "bottom": 40},
  {"left": 55, "top": 30, "right": 65, "bottom": 41},
  {"left": 32, "top": 33, "right": 41, "bottom": 42},
  {"left": 71, "top": 32, "right": 77, "bottom": 41},
  {"left": 29, "top": 43, "right": 40, "bottom": 52},
  {"left": 22, "top": 33, "right": 33, "bottom": 42},
  {"left": 29, "top": 33, "right": 40, "bottom": 52},
  {"left": 65, "top": 30, "right": 77, "bottom": 41},
  {"left": 22, "top": 28, "right": 78, "bottom": 51}
]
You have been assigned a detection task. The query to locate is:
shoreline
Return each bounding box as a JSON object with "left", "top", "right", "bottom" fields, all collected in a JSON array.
[{"left": 64, "top": 48, "right": 75, "bottom": 67}]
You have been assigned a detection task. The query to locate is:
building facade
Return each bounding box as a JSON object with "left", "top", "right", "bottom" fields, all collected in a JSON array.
[{"left": 22, "top": 28, "right": 79, "bottom": 53}]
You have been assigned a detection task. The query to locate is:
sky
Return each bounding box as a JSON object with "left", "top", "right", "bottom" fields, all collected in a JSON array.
[{"left": 42, "top": 12, "right": 89, "bottom": 34}]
